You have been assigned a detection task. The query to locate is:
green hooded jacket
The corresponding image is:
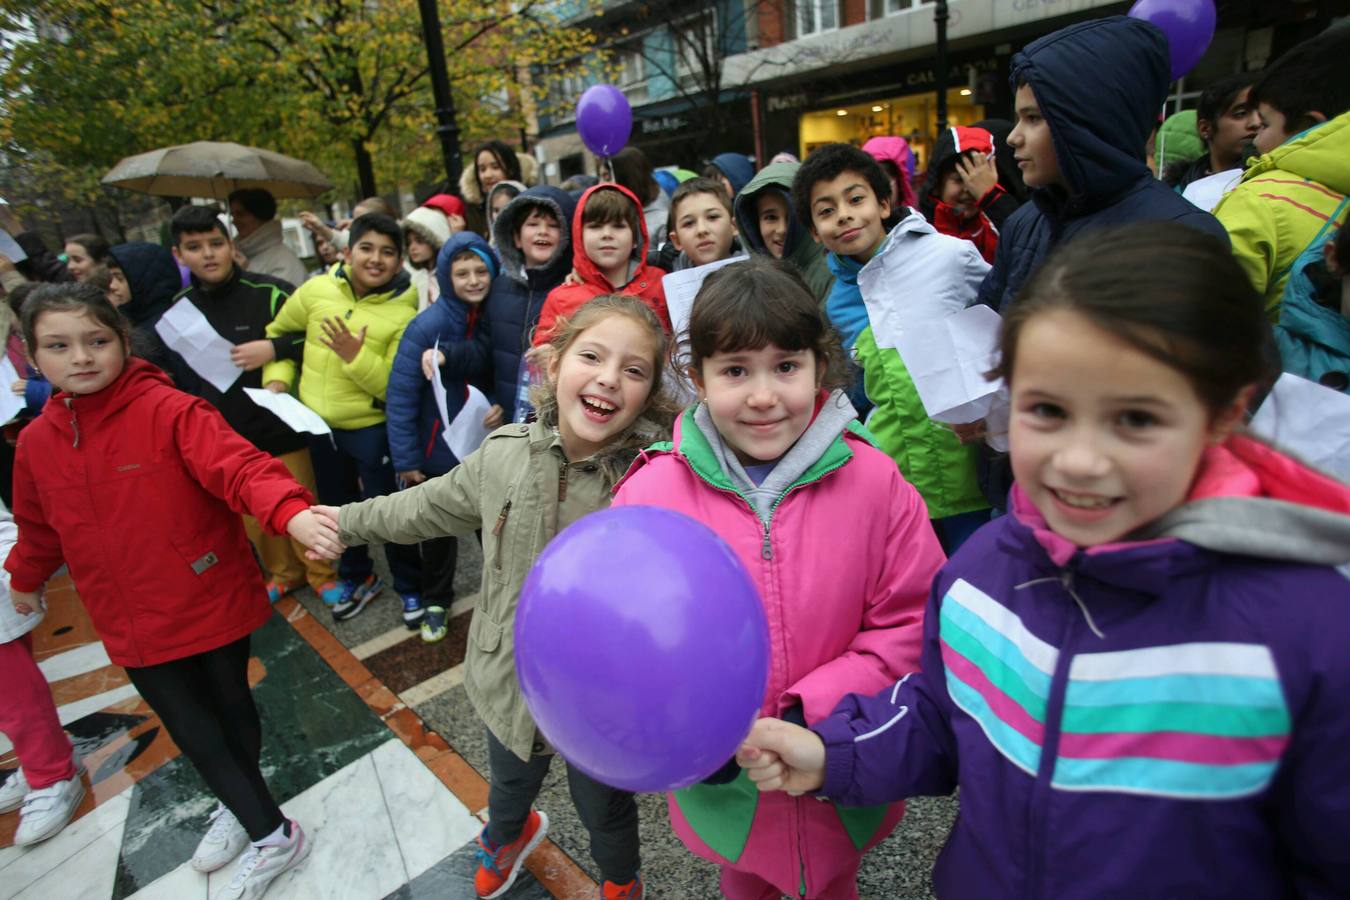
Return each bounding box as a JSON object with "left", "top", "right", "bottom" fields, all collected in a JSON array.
[{"left": 734, "top": 162, "right": 835, "bottom": 304}]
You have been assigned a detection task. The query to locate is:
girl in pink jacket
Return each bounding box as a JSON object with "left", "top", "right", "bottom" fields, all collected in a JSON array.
[{"left": 611, "top": 257, "right": 945, "bottom": 899}]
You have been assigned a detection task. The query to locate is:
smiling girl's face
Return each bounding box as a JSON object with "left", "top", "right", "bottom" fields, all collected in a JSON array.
[{"left": 1008, "top": 309, "right": 1241, "bottom": 547}]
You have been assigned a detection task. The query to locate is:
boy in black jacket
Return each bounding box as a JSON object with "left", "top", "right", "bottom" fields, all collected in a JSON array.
[{"left": 167, "top": 204, "right": 340, "bottom": 605}]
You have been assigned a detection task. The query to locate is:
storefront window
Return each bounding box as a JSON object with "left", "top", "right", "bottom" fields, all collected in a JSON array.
[
  {"left": 796, "top": 0, "right": 839, "bottom": 38},
  {"left": 798, "top": 87, "right": 984, "bottom": 172}
]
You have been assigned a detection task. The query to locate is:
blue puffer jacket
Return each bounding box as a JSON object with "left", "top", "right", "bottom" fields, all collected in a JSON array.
[
  {"left": 976, "top": 16, "right": 1230, "bottom": 313},
  {"left": 1274, "top": 216, "right": 1350, "bottom": 392},
  {"left": 482, "top": 185, "right": 578, "bottom": 418},
  {"left": 385, "top": 232, "right": 497, "bottom": 476}
]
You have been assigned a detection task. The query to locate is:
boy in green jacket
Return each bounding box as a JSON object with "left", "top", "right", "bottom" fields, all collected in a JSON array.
[{"left": 263, "top": 213, "right": 422, "bottom": 623}]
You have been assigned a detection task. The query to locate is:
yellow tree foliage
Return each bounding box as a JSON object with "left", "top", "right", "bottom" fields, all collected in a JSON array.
[{"left": 0, "top": 0, "right": 598, "bottom": 201}]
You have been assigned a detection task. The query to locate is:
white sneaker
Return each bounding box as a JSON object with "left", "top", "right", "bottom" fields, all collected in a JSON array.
[
  {"left": 192, "top": 804, "right": 249, "bottom": 873},
  {"left": 13, "top": 773, "right": 85, "bottom": 845},
  {"left": 0, "top": 769, "right": 30, "bottom": 814},
  {"left": 213, "top": 820, "right": 312, "bottom": 900}
]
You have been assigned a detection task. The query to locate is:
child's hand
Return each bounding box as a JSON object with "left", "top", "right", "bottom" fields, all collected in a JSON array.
[
  {"left": 299, "top": 211, "right": 334, "bottom": 242},
  {"left": 286, "top": 508, "right": 345, "bottom": 560},
  {"left": 231, "top": 339, "right": 277, "bottom": 371},
  {"left": 949, "top": 419, "right": 987, "bottom": 445},
  {"left": 482, "top": 404, "right": 504, "bottom": 429},
  {"left": 11, "top": 588, "right": 40, "bottom": 616},
  {"left": 11, "top": 379, "right": 26, "bottom": 396},
  {"left": 320, "top": 316, "right": 367, "bottom": 364},
  {"left": 421, "top": 347, "right": 447, "bottom": 381},
  {"left": 562, "top": 267, "right": 583, "bottom": 287},
  {"left": 264, "top": 380, "right": 288, "bottom": 393},
  {"left": 398, "top": 470, "right": 426, "bottom": 486},
  {"left": 0, "top": 254, "right": 14, "bottom": 275},
  {"left": 736, "top": 717, "right": 827, "bottom": 795},
  {"left": 956, "top": 152, "right": 999, "bottom": 203}
]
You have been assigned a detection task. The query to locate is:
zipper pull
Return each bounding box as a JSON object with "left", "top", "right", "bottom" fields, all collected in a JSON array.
[
  {"left": 492, "top": 499, "right": 512, "bottom": 536},
  {"left": 65, "top": 397, "right": 79, "bottom": 448},
  {"left": 761, "top": 525, "right": 772, "bottom": 560},
  {"left": 557, "top": 462, "right": 568, "bottom": 502}
]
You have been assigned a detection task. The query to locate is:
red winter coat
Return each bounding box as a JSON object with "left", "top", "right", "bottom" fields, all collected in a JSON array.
[
  {"left": 532, "top": 183, "right": 669, "bottom": 346},
  {"left": 4, "top": 359, "right": 312, "bottom": 667}
]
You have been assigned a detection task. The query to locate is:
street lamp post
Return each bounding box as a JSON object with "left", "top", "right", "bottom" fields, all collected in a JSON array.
[
  {"left": 934, "top": 0, "right": 949, "bottom": 132},
  {"left": 417, "top": 0, "right": 463, "bottom": 189}
]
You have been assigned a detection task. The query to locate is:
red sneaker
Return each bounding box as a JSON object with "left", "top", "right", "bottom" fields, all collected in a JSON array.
[
  {"left": 474, "top": 809, "right": 549, "bottom": 899},
  {"left": 602, "top": 875, "right": 644, "bottom": 899}
]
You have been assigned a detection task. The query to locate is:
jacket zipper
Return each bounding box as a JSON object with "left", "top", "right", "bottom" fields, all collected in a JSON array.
[
  {"left": 65, "top": 397, "right": 79, "bottom": 448},
  {"left": 491, "top": 499, "right": 512, "bottom": 570},
  {"left": 557, "top": 460, "right": 568, "bottom": 502}
]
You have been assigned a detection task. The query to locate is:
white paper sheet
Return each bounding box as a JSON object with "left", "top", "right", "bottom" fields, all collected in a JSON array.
[
  {"left": 1249, "top": 373, "right": 1350, "bottom": 482},
  {"left": 893, "top": 305, "right": 1004, "bottom": 424},
  {"left": 0, "top": 228, "right": 26, "bottom": 264},
  {"left": 0, "top": 356, "right": 25, "bottom": 424},
  {"left": 1182, "top": 169, "right": 1243, "bottom": 213},
  {"left": 661, "top": 255, "right": 748, "bottom": 340},
  {"left": 243, "top": 388, "right": 331, "bottom": 436},
  {"left": 154, "top": 299, "right": 243, "bottom": 394},
  {"left": 430, "top": 339, "right": 453, "bottom": 434},
  {"left": 445, "top": 385, "right": 493, "bottom": 461}
]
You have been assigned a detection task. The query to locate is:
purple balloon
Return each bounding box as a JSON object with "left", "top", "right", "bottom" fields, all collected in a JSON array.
[
  {"left": 515, "top": 506, "right": 769, "bottom": 793},
  {"left": 1129, "top": 0, "right": 1217, "bottom": 81},
  {"left": 575, "top": 84, "right": 633, "bottom": 158}
]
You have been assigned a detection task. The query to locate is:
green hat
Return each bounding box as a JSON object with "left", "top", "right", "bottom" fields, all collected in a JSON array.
[{"left": 1157, "top": 110, "right": 1205, "bottom": 168}]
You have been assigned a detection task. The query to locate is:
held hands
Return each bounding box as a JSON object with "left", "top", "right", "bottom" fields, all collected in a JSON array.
[
  {"left": 955, "top": 153, "right": 999, "bottom": 204},
  {"left": 231, "top": 339, "right": 277, "bottom": 371},
  {"left": 736, "top": 717, "right": 827, "bottom": 796},
  {"left": 482, "top": 404, "right": 504, "bottom": 429},
  {"left": 421, "top": 347, "right": 446, "bottom": 381},
  {"left": 11, "top": 588, "right": 40, "bottom": 616},
  {"left": 287, "top": 509, "right": 344, "bottom": 560},
  {"left": 320, "top": 316, "right": 367, "bottom": 364}
]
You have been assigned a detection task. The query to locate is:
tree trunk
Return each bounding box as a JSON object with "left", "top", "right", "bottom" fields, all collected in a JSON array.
[{"left": 353, "top": 140, "right": 378, "bottom": 197}]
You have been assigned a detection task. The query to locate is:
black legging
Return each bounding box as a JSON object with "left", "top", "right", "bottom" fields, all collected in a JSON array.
[{"left": 125, "top": 635, "right": 284, "bottom": 840}]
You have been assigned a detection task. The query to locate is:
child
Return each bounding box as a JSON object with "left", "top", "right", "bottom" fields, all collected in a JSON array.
[
  {"left": 793, "top": 142, "right": 992, "bottom": 551},
  {"left": 5, "top": 283, "right": 340, "bottom": 897},
  {"left": 702, "top": 152, "right": 755, "bottom": 201},
  {"left": 977, "top": 15, "right": 1229, "bottom": 314},
  {"left": 0, "top": 498, "right": 83, "bottom": 847},
  {"left": 403, "top": 205, "right": 453, "bottom": 311},
  {"left": 486, "top": 181, "right": 526, "bottom": 246},
  {"left": 733, "top": 161, "right": 834, "bottom": 303},
  {"left": 165, "top": 205, "right": 340, "bottom": 606},
  {"left": 610, "top": 258, "right": 943, "bottom": 900},
  {"left": 918, "top": 126, "right": 1005, "bottom": 263},
  {"left": 262, "top": 213, "right": 422, "bottom": 623},
  {"left": 384, "top": 232, "right": 497, "bottom": 633},
  {"left": 739, "top": 222, "right": 1350, "bottom": 898},
  {"left": 106, "top": 240, "right": 180, "bottom": 367},
  {"left": 313, "top": 294, "right": 678, "bottom": 900},
  {"left": 862, "top": 135, "right": 918, "bottom": 230},
  {"left": 1170, "top": 73, "right": 1259, "bottom": 192},
  {"left": 532, "top": 184, "right": 669, "bottom": 347},
  {"left": 1214, "top": 27, "right": 1350, "bottom": 318},
  {"left": 1276, "top": 221, "right": 1350, "bottom": 391},
  {"left": 662, "top": 177, "right": 738, "bottom": 271},
  {"left": 483, "top": 186, "right": 577, "bottom": 422}
]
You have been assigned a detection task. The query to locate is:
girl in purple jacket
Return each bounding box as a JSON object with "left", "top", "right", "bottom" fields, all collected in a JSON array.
[
  {"left": 739, "top": 223, "right": 1350, "bottom": 897},
  {"left": 612, "top": 258, "right": 944, "bottom": 899}
]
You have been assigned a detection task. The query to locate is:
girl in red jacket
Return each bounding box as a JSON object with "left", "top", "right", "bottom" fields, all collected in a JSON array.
[{"left": 3, "top": 283, "right": 342, "bottom": 900}]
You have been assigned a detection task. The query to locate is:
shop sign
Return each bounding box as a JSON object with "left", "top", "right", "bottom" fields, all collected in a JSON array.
[
  {"left": 767, "top": 92, "right": 810, "bottom": 112},
  {"left": 903, "top": 56, "right": 1001, "bottom": 89},
  {"left": 639, "top": 115, "right": 689, "bottom": 134}
]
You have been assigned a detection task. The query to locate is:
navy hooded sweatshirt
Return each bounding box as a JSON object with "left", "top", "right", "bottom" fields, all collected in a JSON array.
[
  {"left": 108, "top": 241, "right": 181, "bottom": 370},
  {"left": 384, "top": 232, "right": 496, "bottom": 476},
  {"left": 482, "top": 185, "right": 578, "bottom": 419},
  {"left": 976, "top": 16, "right": 1230, "bottom": 313}
]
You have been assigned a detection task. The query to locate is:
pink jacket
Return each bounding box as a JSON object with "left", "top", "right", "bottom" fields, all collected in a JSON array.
[{"left": 611, "top": 400, "right": 944, "bottom": 897}]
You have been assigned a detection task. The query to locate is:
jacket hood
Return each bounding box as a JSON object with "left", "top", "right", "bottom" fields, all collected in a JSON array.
[
  {"left": 108, "top": 241, "right": 181, "bottom": 327},
  {"left": 402, "top": 206, "right": 452, "bottom": 251},
  {"left": 434, "top": 231, "right": 499, "bottom": 304},
  {"left": 1010, "top": 434, "right": 1350, "bottom": 571},
  {"left": 485, "top": 180, "right": 527, "bottom": 236},
  {"left": 1011, "top": 16, "right": 1169, "bottom": 215},
  {"left": 735, "top": 161, "right": 817, "bottom": 265},
  {"left": 492, "top": 185, "right": 578, "bottom": 286},
  {"left": 710, "top": 152, "right": 756, "bottom": 197},
  {"left": 862, "top": 136, "right": 918, "bottom": 208},
  {"left": 919, "top": 126, "right": 997, "bottom": 221},
  {"left": 570, "top": 183, "right": 650, "bottom": 290},
  {"left": 458, "top": 152, "right": 539, "bottom": 206},
  {"left": 1240, "top": 109, "right": 1350, "bottom": 196}
]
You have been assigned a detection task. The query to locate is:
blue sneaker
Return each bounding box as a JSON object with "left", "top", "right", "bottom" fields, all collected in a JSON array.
[
  {"left": 400, "top": 593, "right": 425, "bottom": 629},
  {"left": 331, "top": 575, "right": 381, "bottom": 622}
]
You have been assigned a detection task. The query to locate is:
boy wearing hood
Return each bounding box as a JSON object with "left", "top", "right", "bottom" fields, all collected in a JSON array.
[
  {"left": 919, "top": 126, "right": 1007, "bottom": 264},
  {"left": 385, "top": 232, "right": 496, "bottom": 635},
  {"left": 703, "top": 152, "right": 755, "bottom": 200},
  {"left": 483, "top": 186, "right": 577, "bottom": 421},
  {"left": 1214, "top": 27, "right": 1350, "bottom": 319},
  {"left": 531, "top": 184, "right": 669, "bottom": 347},
  {"left": 977, "top": 16, "right": 1228, "bottom": 314},
  {"left": 106, "top": 241, "right": 180, "bottom": 369},
  {"left": 733, "top": 161, "right": 834, "bottom": 304},
  {"left": 262, "top": 213, "right": 422, "bottom": 623}
]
